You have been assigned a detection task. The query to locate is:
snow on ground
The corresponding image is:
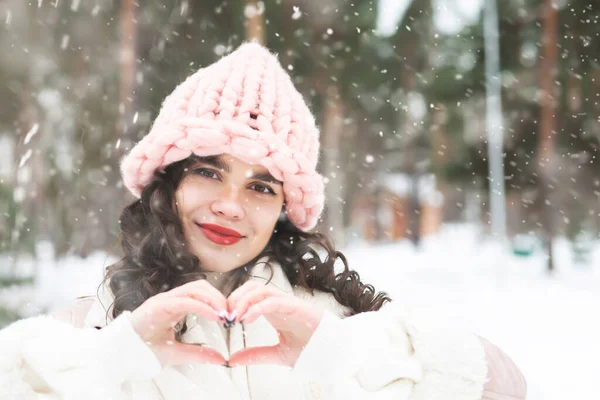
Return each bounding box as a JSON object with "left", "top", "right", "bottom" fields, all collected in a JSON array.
[
  {"left": 345, "top": 224, "right": 600, "bottom": 400},
  {"left": 0, "top": 250, "right": 115, "bottom": 317},
  {"left": 1, "top": 223, "right": 598, "bottom": 399}
]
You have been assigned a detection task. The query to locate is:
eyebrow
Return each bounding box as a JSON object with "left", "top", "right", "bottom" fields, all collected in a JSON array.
[
  {"left": 198, "top": 156, "right": 229, "bottom": 172},
  {"left": 194, "top": 156, "right": 282, "bottom": 185},
  {"left": 250, "top": 171, "right": 283, "bottom": 185}
]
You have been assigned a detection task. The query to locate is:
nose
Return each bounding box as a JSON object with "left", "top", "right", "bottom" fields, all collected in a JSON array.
[{"left": 210, "top": 184, "right": 245, "bottom": 221}]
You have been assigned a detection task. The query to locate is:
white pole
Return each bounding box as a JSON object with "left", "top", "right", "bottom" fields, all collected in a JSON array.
[{"left": 483, "top": 0, "right": 507, "bottom": 242}]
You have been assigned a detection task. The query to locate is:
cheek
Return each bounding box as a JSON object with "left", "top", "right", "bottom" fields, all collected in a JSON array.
[
  {"left": 175, "top": 187, "right": 192, "bottom": 217},
  {"left": 247, "top": 198, "right": 283, "bottom": 235},
  {"left": 176, "top": 179, "right": 212, "bottom": 214}
]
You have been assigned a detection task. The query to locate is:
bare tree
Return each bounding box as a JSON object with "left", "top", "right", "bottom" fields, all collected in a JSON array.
[
  {"left": 537, "top": 0, "right": 559, "bottom": 272},
  {"left": 245, "top": 0, "right": 266, "bottom": 44},
  {"left": 119, "top": 0, "right": 137, "bottom": 141},
  {"left": 322, "top": 84, "right": 346, "bottom": 245}
]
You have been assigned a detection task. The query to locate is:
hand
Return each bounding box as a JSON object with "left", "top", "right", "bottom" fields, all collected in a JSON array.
[
  {"left": 129, "top": 280, "right": 228, "bottom": 368},
  {"left": 226, "top": 281, "right": 324, "bottom": 367}
]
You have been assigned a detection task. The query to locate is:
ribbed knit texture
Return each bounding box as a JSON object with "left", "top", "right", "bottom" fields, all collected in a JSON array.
[{"left": 121, "top": 42, "right": 324, "bottom": 231}]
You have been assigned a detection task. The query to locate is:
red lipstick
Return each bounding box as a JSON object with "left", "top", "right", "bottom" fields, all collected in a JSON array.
[{"left": 197, "top": 224, "right": 243, "bottom": 246}]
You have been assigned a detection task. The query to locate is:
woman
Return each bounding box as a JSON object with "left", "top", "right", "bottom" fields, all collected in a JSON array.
[{"left": 0, "top": 42, "right": 526, "bottom": 400}]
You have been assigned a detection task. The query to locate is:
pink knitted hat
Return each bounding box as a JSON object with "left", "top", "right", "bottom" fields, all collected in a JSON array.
[{"left": 121, "top": 42, "right": 324, "bottom": 231}]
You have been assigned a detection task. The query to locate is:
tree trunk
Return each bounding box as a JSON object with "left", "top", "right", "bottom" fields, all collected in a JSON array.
[
  {"left": 322, "top": 84, "right": 346, "bottom": 246},
  {"left": 95, "top": 0, "right": 138, "bottom": 253},
  {"left": 245, "top": 0, "right": 265, "bottom": 44},
  {"left": 119, "top": 0, "right": 137, "bottom": 140},
  {"left": 537, "top": 0, "right": 559, "bottom": 273},
  {"left": 430, "top": 105, "right": 449, "bottom": 223},
  {"left": 395, "top": 0, "right": 433, "bottom": 247},
  {"left": 77, "top": 0, "right": 139, "bottom": 258}
]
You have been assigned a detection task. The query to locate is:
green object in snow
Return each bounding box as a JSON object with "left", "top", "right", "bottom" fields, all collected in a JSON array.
[{"left": 511, "top": 235, "right": 537, "bottom": 257}]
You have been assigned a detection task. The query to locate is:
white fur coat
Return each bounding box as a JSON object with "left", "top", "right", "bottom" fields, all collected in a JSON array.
[{"left": 0, "top": 261, "right": 489, "bottom": 400}]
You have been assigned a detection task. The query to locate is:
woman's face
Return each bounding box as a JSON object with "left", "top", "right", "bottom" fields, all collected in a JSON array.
[{"left": 175, "top": 154, "right": 285, "bottom": 273}]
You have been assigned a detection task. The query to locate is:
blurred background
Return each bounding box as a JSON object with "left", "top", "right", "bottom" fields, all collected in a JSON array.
[{"left": 0, "top": 1, "right": 599, "bottom": 398}]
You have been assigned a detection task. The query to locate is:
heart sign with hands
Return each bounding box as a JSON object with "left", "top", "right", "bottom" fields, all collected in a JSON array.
[
  {"left": 129, "top": 279, "right": 229, "bottom": 368},
  {"left": 227, "top": 280, "right": 325, "bottom": 367},
  {"left": 129, "top": 279, "right": 324, "bottom": 368}
]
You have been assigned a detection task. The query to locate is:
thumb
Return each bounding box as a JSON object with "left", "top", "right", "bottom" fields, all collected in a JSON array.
[
  {"left": 228, "top": 345, "right": 285, "bottom": 367},
  {"left": 172, "top": 342, "right": 227, "bottom": 366}
]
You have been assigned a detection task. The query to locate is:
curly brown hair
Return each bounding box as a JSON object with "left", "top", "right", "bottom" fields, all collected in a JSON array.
[{"left": 102, "top": 155, "right": 391, "bottom": 325}]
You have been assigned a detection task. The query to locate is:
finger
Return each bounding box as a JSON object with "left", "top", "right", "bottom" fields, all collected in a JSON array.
[
  {"left": 155, "top": 297, "right": 221, "bottom": 325},
  {"left": 168, "top": 279, "right": 228, "bottom": 310},
  {"left": 167, "top": 280, "right": 228, "bottom": 312},
  {"left": 228, "top": 345, "right": 286, "bottom": 367},
  {"left": 240, "top": 296, "right": 298, "bottom": 325},
  {"left": 174, "top": 342, "right": 227, "bottom": 366},
  {"left": 227, "top": 280, "right": 266, "bottom": 309},
  {"left": 231, "top": 286, "right": 285, "bottom": 323}
]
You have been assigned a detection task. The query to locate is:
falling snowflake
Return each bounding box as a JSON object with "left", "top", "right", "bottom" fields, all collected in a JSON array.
[
  {"left": 24, "top": 124, "right": 39, "bottom": 145},
  {"left": 70, "top": 0, "right": 81, "bottom": 12},
  {"left": 19, "top": 149, "right": 33, "bottom": 168},
  {"left": 244, "top": 1, "right": 265, "bottom": 18},
  {"left": 60, "top": 35, "right": 70, "bottom": 50},
  {"left": 292, "top": 6, "right": 302, "bottom": 20}
]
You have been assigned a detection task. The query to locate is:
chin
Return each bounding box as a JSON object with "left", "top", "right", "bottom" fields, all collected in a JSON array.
[{"left": 196, "top": 253, "right": 248, "bottom": 273}]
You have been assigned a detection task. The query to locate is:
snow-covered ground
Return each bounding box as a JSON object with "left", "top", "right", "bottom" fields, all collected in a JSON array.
[
  {"left": 345, "top": 225, "right": 600, "bottom": 400},
  {"left": 1, "top": 224, "right": 598, "bottom": 399}
]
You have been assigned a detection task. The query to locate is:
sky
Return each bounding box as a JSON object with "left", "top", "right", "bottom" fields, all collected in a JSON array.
[{"left": 376, "top": 0, "right": 485, "bottom": 36}]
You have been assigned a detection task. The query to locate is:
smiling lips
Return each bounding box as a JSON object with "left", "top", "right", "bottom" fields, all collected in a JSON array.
[{"left": 197, "top": 223, "right": 244, "bottom": 246}]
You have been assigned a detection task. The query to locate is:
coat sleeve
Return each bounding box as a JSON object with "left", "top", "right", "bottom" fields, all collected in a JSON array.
[
  {"left": 50, "top": 296, "right": 96, "bottom": 329},
  {"left": 0, "top": 311, "right": 162, "bottom": 400},
  {"left": 292, "top": 303, "right": 493, "bottom": 400},
  {"left": 479, "top": 337, "right": 527, "bottom": 400}
]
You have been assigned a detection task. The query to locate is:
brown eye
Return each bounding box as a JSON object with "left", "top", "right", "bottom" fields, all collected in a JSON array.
[
  {"left": 250, "top": 183, "right": 275, "bottom": 195},
  {"left": 193, "top": 168, "right": 220, "bottom": 180}
]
